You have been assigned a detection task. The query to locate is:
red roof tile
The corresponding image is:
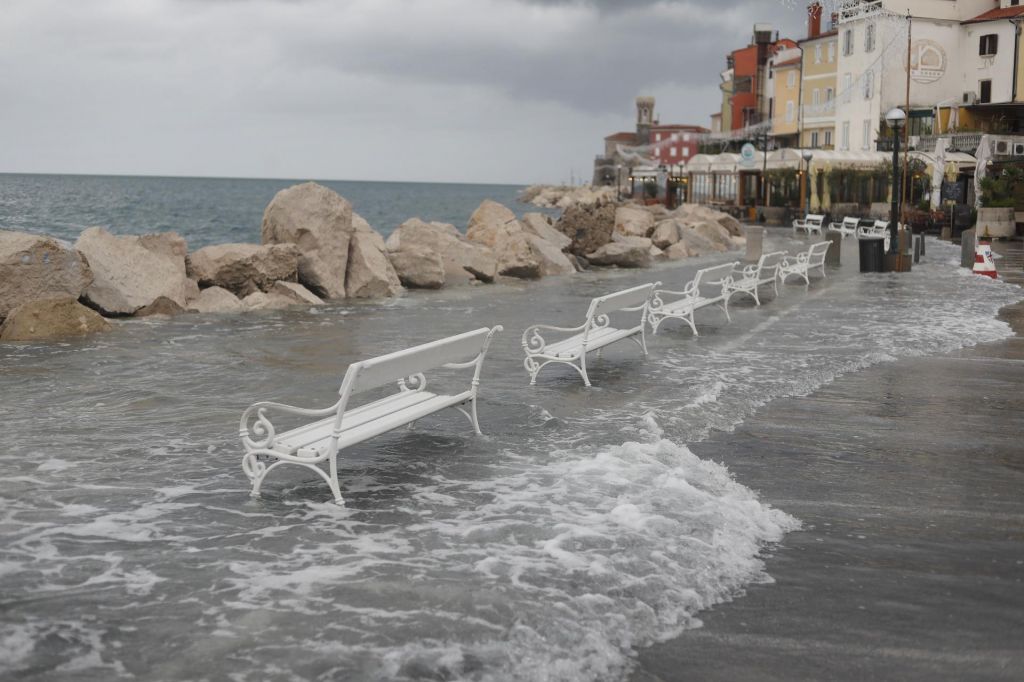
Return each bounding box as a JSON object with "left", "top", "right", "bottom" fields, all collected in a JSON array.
[
  {"left": 963, "top": 5, "right": 1024, "bottom": 24},
  {"left": 604, "top": 132, "right": 636, "bottom": 141}
]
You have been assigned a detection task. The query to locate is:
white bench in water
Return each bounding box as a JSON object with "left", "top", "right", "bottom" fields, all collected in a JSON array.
[
  {"left": 828, "top": 216, "right": 860, "bottom": 238},
  {"left": 793, "top": 213, "right": 825, "bottom": 235},
  {"left": 722, "top": 251, "right": 787, "bottom": 306},
  {"left": 239, "top": 326, "right": 503, "bottom": 505},
  {"left": 648, "top": 261, "right": 738, "bottom": 336},
  {"left": 778, "top": 241, "right": 831, "bottom": 285},
  {"left": 522, "top": 283, "right": 656, "bottom": 387}
]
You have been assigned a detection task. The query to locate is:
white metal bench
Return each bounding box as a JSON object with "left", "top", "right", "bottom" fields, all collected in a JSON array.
[
  {"left": 793, "top": 213, "right": 825, "bottom": 235},
  {"left": 828, "top": 216, "right": 860, "bottom": 237},
  {"left": 239, "top": 326, "right": 503, "bottom": 505},
  {"left": 722, "top": 251, "right": 786, "bottom": 306},
  {"left": 522, "top": 283, "right": 656, "bottom": 387},
  {"left": 778, "top": 241, "right": 831, "bottom": 285},
  {"left": 857, "top": 219, "right": 891, "bottom": 252},
  {"left": 648, "top": 261, "right": 739, "bottom": 336}
]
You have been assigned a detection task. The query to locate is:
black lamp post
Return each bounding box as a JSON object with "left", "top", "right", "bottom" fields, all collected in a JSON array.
[
  {"left": 885, "top": 107, "right": 907, "bottom": 255},
  {"left": 801, "top": 150, "right": 813, "bottom": 216}
]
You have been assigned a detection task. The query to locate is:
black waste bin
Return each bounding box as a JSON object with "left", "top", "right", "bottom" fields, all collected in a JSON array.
[{"left": 859, "top": 236, "right": 885, "bottom": 273}]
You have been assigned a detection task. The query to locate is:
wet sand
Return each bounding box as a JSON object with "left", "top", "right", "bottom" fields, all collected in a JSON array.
[{"left": 633, "top": 301, "right": 1024, "bottom": 681}]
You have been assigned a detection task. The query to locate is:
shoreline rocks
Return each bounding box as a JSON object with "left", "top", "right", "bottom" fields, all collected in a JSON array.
[{"left": 0, "top": 181, "right": 745, "bottom": 343}]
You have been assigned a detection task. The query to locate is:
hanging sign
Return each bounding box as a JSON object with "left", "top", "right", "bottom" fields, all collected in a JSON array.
[{"left": 739, "top": 142, "right": 757, "bottom": 168}]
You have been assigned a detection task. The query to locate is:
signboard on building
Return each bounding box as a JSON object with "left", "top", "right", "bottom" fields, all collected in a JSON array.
[
  {"left": 907, "top": 40, "right": 947, "bottom": 85},
  {"left": 941, "top": 180, "right": 964, "bottom": 203},
  {"left": 739, "top": 142, "right": 757, "bottom": 168}
]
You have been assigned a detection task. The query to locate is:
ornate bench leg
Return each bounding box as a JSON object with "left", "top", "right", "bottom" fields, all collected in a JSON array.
[
  {"left": 579, "top": 354, "right": 592, "bottom": 387},
  {"left": 685, "top": 311, "right": 698, "bottom": 336},
  {"left": 328, "top": 455, "right": 345, "bottom": 506}
]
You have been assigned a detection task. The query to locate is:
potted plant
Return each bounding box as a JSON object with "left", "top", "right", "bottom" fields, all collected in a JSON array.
[{"left": 977, "top": 166, "right": 1021, "bottom": 238}]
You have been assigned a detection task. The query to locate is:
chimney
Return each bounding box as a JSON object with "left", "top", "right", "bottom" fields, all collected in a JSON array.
[{"left": 808, "top": 2, "right": 822, "bottom": 39}]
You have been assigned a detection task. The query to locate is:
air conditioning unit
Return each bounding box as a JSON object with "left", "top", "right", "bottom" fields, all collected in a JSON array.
[
  {"left": 994, "top": 139, "right": 1011, "bottom": 155},
  {"left": 1013, "top": 143, "right": 1024, "bottom": 157},
  {"left": 962, "top": 91, "right": 978, "bottom": 105}
]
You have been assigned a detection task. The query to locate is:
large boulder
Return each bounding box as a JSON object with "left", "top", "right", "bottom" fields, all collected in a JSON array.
[
  {"left": 585, "top": 239, "right": 652, "bottom": 268},
  {"left": 187, "top": 286, "right": 244, "bottom": 314},
  {"left": 0, "top": 297, "right": 110, "bottom": 342},
  {"left": 0, "top": 231, "right": 93, "bottom": 320},
  {"left": 135, "top": 296, "right": 188, "bottom": 317},
  {"left": 615, "top": 206, "right": 656, "bottom": 238},
  {"left": 75, "top": 227, "right": 195, "bottom": 315},
  {"left": 388, "top": 247, "right": 445, "bottom": 289},
  {"left": 524, "top": 234, "right": 575, "bottom": 276},
  {"left": 663, "top": 242, "right": 692, "bottom": 261},
  {"left": 242, "top": 291, "right": 303, "bottom": 311},
  {"left": 717, "top": 213, "right": 744, "bottom": 237},
  {"left": 187, "top": 243, "right": 299, "bottom": 297},
  {"left": 386, "top": 218, "right": 497, "bottom": 284},
  {"left": 651, "top": 220, "right": 684, "bottom": 249},
  {"left": 261, "top": 182, "right": 354, "bottom": 299},
  {"left": 466, "top": 201, "right": 541, "bottom": 279},
  {"left": 270, "top": 281, "right": 323, "bottom": 305},
  {"left": 345, "top": 215, "right": 402, "bottom": 298},
  {"left": 680, "top": 222, "right": 728, "bottom": 255},
  {"left": 520, "top": 212, "right": 571, "bottom": 252},
  {"left": 555, "top": 202, "right": 616, "bottom": 257},
  {"left": 690, "top": 221, "right": 734, "bottom": 252}
]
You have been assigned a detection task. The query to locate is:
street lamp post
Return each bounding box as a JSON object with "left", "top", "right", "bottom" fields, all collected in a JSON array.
[
  {"left": 801, "top": 150, "right": 813, "bottom": 216},
  {"left": 885, "top": 107, "right": 907, "bottom": 255},
  {"left": 616, "top": 164, "right": 623, "bottom": 201}
]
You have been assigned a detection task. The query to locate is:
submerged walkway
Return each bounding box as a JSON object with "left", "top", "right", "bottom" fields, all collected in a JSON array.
[{"left": 633, "top": 302, "right": 1024, "bottom": 681}]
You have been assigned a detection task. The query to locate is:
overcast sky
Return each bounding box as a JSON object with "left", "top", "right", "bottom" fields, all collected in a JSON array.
[{"left": 1, "top": 0, "right": 805, "bottom": 185}]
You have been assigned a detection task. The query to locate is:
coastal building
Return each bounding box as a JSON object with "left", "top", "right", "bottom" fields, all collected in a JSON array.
[
  {"left": 768, "top": 45, "right": 803, "bottom": 147},
  {"left": 648, "top": 124, "right": 706, "bottom": 165},
  {"left": 799, "top": 3, "right": 838, "bottom": 149},
  {"left": 955, "top": 1, "right": 1024, "bottom": 133},
  {"left": 721, "top": 25, "right": 793, "bottom": 131}
]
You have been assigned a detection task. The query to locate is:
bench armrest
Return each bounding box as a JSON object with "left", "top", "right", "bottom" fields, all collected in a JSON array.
[
  {"left": 522, "top": 322, "right": 586, "bottom": 353},
  {"left": 239, "top": 400, "right": 341, "bottom": 451}
]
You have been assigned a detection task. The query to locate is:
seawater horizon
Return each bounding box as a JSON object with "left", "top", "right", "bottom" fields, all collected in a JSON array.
[{"left": 0, "top": 172, "right": 551, "bottom": 249}]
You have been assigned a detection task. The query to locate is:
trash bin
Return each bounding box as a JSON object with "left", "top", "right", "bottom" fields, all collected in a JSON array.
[{"left": 859, "top": 236, "right": 885, "bottom": 273}]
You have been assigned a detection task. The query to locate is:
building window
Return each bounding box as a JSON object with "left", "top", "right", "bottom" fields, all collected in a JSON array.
[
  {"left": 683, "top": 133, "right": 690, "bottom": 142},
  {"left": 815, "top": 44, "right": 822, "bottom": 63},
  {"left": 683, "top": 148, "right": 690, "bottom": 157},
  {"left": 980, "top": 79, "right": 992, "bottom": 103},
  {"left": 863, "top": 70, "right": 874, "bottom": 99},
  {"left": 670, "top": 147, "right": 677, "bottom": 157},
  {"left": 811, "top": 131, "right": 819, "bottom": 148},
  {"left": 826, "top": 87, "right": 834, "bottom": 102},
  {"left": 865, "top": 24, "right": 875, "bottom": 52},
  {"left": 788, "top": 70, "right": 796, "bottom": 88},
  {"left": 671, "top": 133, "right": 679, "bottom": 141},
  {"left": 980, "top": 34, "right": 998, "bottom": 57},
  {"left": 828, "top": 41, "right": 835, "bottom": 62},
  {"left": 786, "top": 101, "right": 795, "bottom": 123},
  {"left": 655, "top": 133, "right": 662, "bottom": 141},
  {"left": 843, "top": 29, "right": 853, "bottom": 56},
  {"left": 843, "top": 73, "right": 852, "bottom": 103},
  {"left": 841, "top": 121, "right": 850, "bottom": 150},
  {"left": 862, "top": 120, "right": 871, "bottom": 150},
  {"left": 824, "top": 130, "right": 832, "bottom": 147},
  {"left": 813, "top": 89, "right": 821, "bottom": 106}
]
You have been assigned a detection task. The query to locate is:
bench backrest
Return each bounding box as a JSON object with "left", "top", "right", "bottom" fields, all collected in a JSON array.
[
  {"left": 340, "top": 327, "right": 499, "bottom": 397},
  {"left": 693, "top": 262, "right": 739, "bottom": 296},
  {"left": 805, "top": 214, "right": 825, "bottom": 225},
  {"left": 842, "top": 217, "right": 859, "bottom": 228},
  {"left": 588, "top": 283, "right": 656, "bottom": 319},
  {"left": 807, "top": 241, "right": 830, "bottom": 264},
  {"left": 873, "top": 219, "right": 889, "bottom": 230},
  {"left": 757, "top": 251, "right": 788, "bottom": 276}
]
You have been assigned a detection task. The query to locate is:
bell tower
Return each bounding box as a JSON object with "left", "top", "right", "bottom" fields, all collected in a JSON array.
[{"left": 636, "top": 96, "right": 655, "bottom": 143}]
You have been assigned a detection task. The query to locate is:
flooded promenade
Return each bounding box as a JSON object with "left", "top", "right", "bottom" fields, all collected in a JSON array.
[
  {"left": 635, "top": 302, "right": 1024, "bottom": 681},
  {"left": 1, "top": 231, "right": 1021, "bottom": 680}
]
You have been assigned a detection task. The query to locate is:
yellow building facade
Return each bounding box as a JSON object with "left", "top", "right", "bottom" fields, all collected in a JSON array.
[
  {"left": 770, "top": 52, "right": 803, "bottom": 145},
  {"left": 799, "top": 30, "right": 838, "bottom": 149}
]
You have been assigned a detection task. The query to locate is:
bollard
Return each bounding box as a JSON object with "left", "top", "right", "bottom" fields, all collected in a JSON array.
[
  {"left": 919, "top": 233, "right": 926, "bottom": 256},
  {"left": 913, "top": 235, "right": 922, "bottom": 264},
  {"left": 960, "top": 228, "right": 976, "bottom": 269},
  {"left": 745, "top": 226, "right": 764, "bottom": 263},
  {"left": 825, "top": 231, "right": 842, "bottom": 266}
]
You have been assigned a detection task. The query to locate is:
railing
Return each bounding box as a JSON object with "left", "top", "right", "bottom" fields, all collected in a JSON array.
[
  {"left": 876, "top": 133, "right": 985, "bottom": 154},
  {"left": 838, "top": 0, "right": 883, "bottom": 24}
]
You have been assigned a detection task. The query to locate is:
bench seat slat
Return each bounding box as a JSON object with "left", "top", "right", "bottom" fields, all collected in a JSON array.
[
  {"left": 542, "top": 325, "right": 638, "bottom": 358},
  {"left": 273, "top": 390, "right": 473, "bottom": 457}
]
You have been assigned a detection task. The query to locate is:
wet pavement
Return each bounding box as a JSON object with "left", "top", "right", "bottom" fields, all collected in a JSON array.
[{"left": 633, "top": 301, "right": 1024, "bottom": 681}]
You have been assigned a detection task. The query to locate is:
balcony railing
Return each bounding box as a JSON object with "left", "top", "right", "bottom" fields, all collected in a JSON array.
[
  {"left": 838, "top": 0, "right": 883, "bottom": 24},
  {"left": 876, "top": 133, "right": 985, "bottom": 154}
]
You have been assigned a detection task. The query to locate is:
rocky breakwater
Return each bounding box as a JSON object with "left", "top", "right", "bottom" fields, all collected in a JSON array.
[
  {"left": 0, "top": 179, "right": 744, "bottom": 344},
  {"left": 520, "top": 184, "right": 617, "bottom": 209}
]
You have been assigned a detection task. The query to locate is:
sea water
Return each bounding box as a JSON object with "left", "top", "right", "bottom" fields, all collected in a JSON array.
[
  {"left": 0, "top": 173, "right": 535, "bottom": 247},
  {"left": 0, "top": 178, "right": 1021, "bottom": 681}
]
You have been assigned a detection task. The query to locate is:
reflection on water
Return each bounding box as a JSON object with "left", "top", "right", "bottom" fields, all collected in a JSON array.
[{"left": 0, "top": 237, "right": 1019, "bottom": 681}]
